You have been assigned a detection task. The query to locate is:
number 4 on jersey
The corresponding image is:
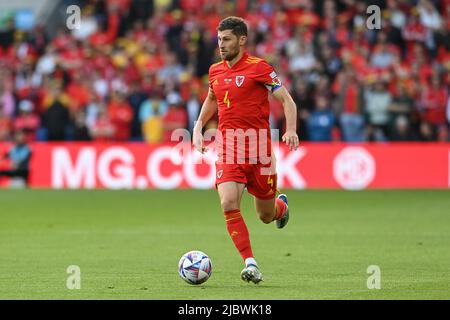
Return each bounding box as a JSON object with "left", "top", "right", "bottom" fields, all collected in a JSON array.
[{"left": 224, "top": 90, "right": 231, "bottom": 108}]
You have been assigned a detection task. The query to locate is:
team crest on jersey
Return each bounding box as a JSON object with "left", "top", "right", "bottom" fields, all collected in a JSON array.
[
  {"left": 217, "top": 170, "right": 224, "bottom": 179},
  {"left": 235, "top": 76, "right": 245, "bottom": 87}
]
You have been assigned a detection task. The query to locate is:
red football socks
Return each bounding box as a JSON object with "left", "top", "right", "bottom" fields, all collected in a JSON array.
[
  {"left": 274, "top": 198, "right": 287, "bottom": 220},
  {"left": 224, "top": 209, "right": 253, "bottom": 261}
]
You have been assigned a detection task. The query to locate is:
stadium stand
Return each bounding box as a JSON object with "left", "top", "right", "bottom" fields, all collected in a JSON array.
[{"left": 0, "top": 0, "right": 448, "bottom": 143}]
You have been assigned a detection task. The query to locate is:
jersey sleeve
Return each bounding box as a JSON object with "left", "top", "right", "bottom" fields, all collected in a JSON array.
[
  {"left": 254, "top": 60, "right": 283, "bottom": 93},
  {"left": 208, "top": 65, "right": 217, "bottom": 92},
  {"left": 208, "top": 65, "right": 219, "bottom": 101},
  {"left": 208, "top": 76, "right": 214, "bottom": 91}
]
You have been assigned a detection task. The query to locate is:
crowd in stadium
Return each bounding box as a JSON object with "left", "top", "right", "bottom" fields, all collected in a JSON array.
[{"left": 0, "top": 0, "right": 449, "bottom": 144}]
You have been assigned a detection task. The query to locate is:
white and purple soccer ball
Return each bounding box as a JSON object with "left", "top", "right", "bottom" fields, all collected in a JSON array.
[{"left": 178, "top": 250, "right": 212, "bottom": 285}]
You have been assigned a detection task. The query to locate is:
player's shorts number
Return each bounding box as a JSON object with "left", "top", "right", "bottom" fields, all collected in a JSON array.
[{"left": 267, "top": 176, "right": 274, "bottom": 187}]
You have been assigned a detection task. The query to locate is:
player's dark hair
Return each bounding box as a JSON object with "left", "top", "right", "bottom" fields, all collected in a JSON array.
[{"left": 217, "top": 16, "right": 248, "bottom": 37}]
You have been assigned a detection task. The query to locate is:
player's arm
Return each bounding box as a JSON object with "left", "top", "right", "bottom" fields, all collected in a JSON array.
[
  {"left": 193, "top": 88, "right": 218, "bottom": 153},
  {"left": 272, "top": 86, "right": 299, "bottom": 151}
]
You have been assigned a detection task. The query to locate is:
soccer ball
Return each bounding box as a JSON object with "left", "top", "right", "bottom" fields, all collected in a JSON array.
[{"left": 178, "top": 250, "right": 212, "bottom": 285}]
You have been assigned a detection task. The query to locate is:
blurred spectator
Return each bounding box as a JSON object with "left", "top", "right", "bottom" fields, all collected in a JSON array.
[
  {"left": 41, "top": 84, "right": 71, "bottom": 141},
  {"left": 162, "top": 92, "right": 188, "bottom": 143},
  {"left": 35, "top": 45, "right": 57, "bottom": 76},
  {"left": 90, "top": 105, "right": 115, "bottom": 141},
  {"left": 419, "top": 120, "right": 437, "bottom": 141},
  {"left": 370, "top": 32, "right": 400, "bottom": 69},
  {"left": 107, "top": 90, "right": 133, "bottom": 141},
  {"left": 0, "top": 80, "right": 15, "bottom": 118},
  {"left": 28, "top": 24, "right": 48, "bottom": 56},
  {"left": 0, "top": 130, "right": 31, "bottom": 187},
  {"left": 128, "top": 0, "right": 154, "bottom": 24},
  {"left": 289, "top": 42, "right": 317, "bottom": 73},
  {"left": 140, "top": 93, "right": 167, "bottom": 144},
  {"left": 418, "top": 0, "right": 442, "bottom": 31},
  {"left": 127, "top": 81, "right": 148, "bottom": 140},
  {"left": 382, "top": 12, "right": 405, "bottom": 55},
  {"left": 402, "top": 10, "right": 428, "bottom": 49},
  {"left": 365, "top": 80, "right": 392, "bottom": 141},
  {"left": 388, "top": 83, "right": 416, "bottom": 137},
  {"left": 292, "top": 78, "right": 314, "bottom": 141},
  {"left": 157, "top": 52, "right": 184, "bottom": 84},
  {"left": 306, "top": 96, "right": 335, "bottom": 142},
  {"left": 387, "top": 0, "right": 407, "bottom": 29},
  {"left": 420, "top": 75, "right": 448, "bottom": 127},
  {"left": 72, "top": 110, "right": 92, "bottom": 141},
  {"left": 90, "top": 70, "right": 109, "bottom": 101},
  {"left": 65, "top": 71, "right": 91, "bottom": 113},
  {"left": 391, "top": 115, "right": 420, "bottom": 141},
  {"left": 85, "top": 93, "right": 103, "bottom": 132},
  {"left": 0, "top": 105, "right": 12, "bottom": 141},
  {"left": 0, "top": 19, "right": 15, "bottom": 49},
  {"left": 186, "top": 89, "right": 201, "bottom": 134},
  {"left": 417, "top": 0, "right": 445, "bottom": 54},
  {"left": 317, "top": 45, "right": 341, "bottom": 81},
  {"left": 335, "top": 67, "right": 365, "bottom": 142},
  {"left": 13, "top": 100, "right": 41, "bottom": 143}
]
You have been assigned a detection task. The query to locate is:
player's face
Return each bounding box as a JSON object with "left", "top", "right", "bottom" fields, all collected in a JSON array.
[{"left": 217, "top": 30, "right": 244, "bottom": 61}]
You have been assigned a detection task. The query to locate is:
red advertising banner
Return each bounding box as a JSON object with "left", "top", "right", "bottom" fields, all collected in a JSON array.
[{"left": 0, "top": 143, "right": 449, "bottom": 189}]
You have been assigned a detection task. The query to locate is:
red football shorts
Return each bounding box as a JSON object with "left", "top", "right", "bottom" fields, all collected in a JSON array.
[{"left": 215, "top": 162, "right": 277, "bottom": 200}]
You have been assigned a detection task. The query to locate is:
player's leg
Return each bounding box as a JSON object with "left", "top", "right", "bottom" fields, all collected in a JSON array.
[
  {"left": 246, "top": 162, "right": 289, "bottom": 228},
  {"left": 254, "top": 194, "right": 289, "bottom": 229},
  {"left": 217, "top": 181, "right": 254, "bottom": 262},
  {"left": 254, "top": 197, "right": 277, "bottom": 223},
  {"left": 217, "top": 181, "right": 262, "bottom": 283},
  {"left": 217, "top": 181, "right": 245, "bottom": 212}
]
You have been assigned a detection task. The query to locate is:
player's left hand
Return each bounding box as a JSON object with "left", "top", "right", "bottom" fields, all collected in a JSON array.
[{"left": 282, "top": 130, "right": 299, "bottom": 151}]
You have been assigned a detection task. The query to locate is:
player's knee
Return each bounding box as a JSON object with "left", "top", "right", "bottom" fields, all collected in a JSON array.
[{"left": 220, "top": 198, "right": 239, "bottom": 212}]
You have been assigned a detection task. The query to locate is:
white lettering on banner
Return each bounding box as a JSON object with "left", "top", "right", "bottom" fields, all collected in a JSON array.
[
  {"left": 49, "top": 145, "right": 307, "bottom": 189},
  {"left": 97, "top": 147, "right": 135, "bottom": 189},
  {"left": 184, "top": 151, "right": 216, "bottom": 189},
  {"left": 274, "top": 146, "right": 306, "bottom": 189},
  {"left": 52, "top": 147, "right": 96, "bottom": 189},
  {"left": 333, "top": 147, "right": 375, "bottom": 190},
  {"left": 147, "top": 147, "right": 182, "bottom": 189}
]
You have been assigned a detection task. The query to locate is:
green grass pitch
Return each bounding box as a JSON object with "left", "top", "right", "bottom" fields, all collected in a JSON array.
[{"left": 0, "top": 189, "right": 449, "bottom": 299}]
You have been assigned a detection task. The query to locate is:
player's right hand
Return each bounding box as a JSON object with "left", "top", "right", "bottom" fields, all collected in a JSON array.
[{"left": 193, "top": 130, "right": 208, "bottom": 154}]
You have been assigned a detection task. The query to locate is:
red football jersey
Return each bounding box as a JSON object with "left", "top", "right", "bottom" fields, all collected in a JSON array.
[{"left": 209, "top": 52, "right": 282, "bottom": 164}]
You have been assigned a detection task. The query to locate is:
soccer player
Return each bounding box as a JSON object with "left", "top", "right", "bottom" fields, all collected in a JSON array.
[{"left": 192, "top": 17, "right": 299, "bottom": 284}]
